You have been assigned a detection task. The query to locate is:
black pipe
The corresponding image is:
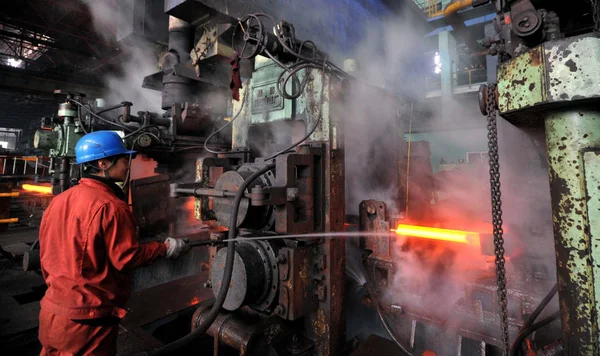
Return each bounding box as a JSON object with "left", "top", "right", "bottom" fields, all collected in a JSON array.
[
  {"left": 510, "top": 283, "right": 558, "bottom": 356},
  {"left": 58, "top": 158, "right": 70, "bottom": 193},
  {"left": 363, "top": 282, "right": 413, "bottom": 356},
  {"left": 510, "top": 311, "right": 561, "bottom": 356},
  {"left": 523, "top": 284, "right": 558, "bottom": 330},
  {"left": 145, "top": 163, "right": 276, "bottom": 355}
]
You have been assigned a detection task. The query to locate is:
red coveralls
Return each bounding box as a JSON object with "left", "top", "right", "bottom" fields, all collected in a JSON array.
[{"left": 38, "top": 177, "right": 166, "bottom": 355}]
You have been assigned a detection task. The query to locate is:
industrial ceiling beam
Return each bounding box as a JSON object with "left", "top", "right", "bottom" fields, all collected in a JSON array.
[
  {"left": 1, "top": 17, "right": 116, "bottom": 48},
  {"left": 0, "top": 29, "right": 93, "bottom": 58},
  {"left": 0, "top": 66, "right": 104, "bottom": 98}
]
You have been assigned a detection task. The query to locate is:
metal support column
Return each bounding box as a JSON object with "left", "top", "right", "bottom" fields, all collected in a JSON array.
[
  {"left": 545, "top": 110, "right": 600, "bottom": 354},
  {"left": 491, "top": 34, "right": 600, "bottom": 355},
  {"left": 439, "top": 30, "right": 457, "bottom": 101}
]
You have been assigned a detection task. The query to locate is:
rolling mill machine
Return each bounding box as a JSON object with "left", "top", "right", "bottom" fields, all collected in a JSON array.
[
  {"left": 23, "top": 0, "right": 600, "bottom": 356},
  {"left": 27, "top": 1, "right": 355, "bottom": 354}
]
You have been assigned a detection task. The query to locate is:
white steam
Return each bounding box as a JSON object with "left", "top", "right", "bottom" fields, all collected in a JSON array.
[
  {"left": 339, "top": 5, "right": 557, "bottom": 338},
  {"left": 82, "top": 0, "right": 162, "bottom": 113}
]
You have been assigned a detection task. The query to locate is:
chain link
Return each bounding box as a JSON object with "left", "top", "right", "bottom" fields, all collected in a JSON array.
[{"left": 486, "top": 84, "right": 510, "bottom": 355}]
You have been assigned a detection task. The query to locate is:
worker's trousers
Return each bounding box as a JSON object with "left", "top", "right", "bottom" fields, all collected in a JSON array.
[{"left": 38, "top": 309, "right": 118, "bottom": 356}]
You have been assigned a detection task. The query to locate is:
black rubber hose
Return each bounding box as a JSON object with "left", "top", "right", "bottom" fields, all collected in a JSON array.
[
  {"left": 510, "top": 310, "right": 561, "bottom": 356},
  {"left": 363, "top": 282, "right": 413, "bottom": 356},
  {"left": 523, "top": 283, "right": 558, "bottom": 330},
  {"left": 509, "top": 283, "right": 558, "bottom": 356},
  {"left": 144, "top": 163, "right": 275, "bottom": 355}
]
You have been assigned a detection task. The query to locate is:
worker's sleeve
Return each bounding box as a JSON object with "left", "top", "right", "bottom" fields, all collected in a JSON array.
[{"left": 100, "top": 203, "right": 167, "bottom": 271}]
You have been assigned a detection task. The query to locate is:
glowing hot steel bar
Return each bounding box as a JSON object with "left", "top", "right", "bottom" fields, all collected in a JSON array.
[
  {"left": 392, "top": 224, "right": 479, "bottom": 244},
  {"left": 22, "top": 184, "right": 52, "bottom": 194}
]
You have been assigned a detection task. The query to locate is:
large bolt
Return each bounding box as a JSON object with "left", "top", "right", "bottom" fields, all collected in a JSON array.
[
  {"left": 277, "top": 253, "right": 287, "bottom": 263},
  {"left": 286, "top": 188, "right": 299, "bottom": 201},
  {"left": 274, "top": 305, "right": 286, "bottom": 316},
  {"left": 203, "top": 280, "right": 212, "bottom": 289}
]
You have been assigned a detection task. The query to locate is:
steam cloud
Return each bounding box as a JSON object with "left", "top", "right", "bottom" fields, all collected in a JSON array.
[
  {"left": 340, "top": 5, "right": 557, "bottom": 345},
  {"left": 82, "top": 0, "right": 162, "bottom": 113}
]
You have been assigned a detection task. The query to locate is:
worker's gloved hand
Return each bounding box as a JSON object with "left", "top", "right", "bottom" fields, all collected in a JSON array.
[{"left": 164, "top": 238, "right": 191, "bottom": 259}]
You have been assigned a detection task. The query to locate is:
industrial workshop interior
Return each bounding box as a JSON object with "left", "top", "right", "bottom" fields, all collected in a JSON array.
[{"left": 0, "top": 0, "right": 598, "bottom": 355}]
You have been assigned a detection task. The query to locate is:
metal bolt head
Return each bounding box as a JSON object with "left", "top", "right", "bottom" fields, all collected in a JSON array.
[
  {"left": 274, "top": 305, "right": 286, "bottom": 316},
  {"left": 366, "top": 206, "right": 376, "bottom": 215},
  {"left": 203, "top": 280, "right": 212, "bottom": 289},
  {"left": 391, "top": 304, "right": 404, "bottom": 314},
  {"left": 286, "top": 188, "right": 299, "bottom": 201},
  {"left": 277, "top": 253, "right": 287, "bottom": 264}
]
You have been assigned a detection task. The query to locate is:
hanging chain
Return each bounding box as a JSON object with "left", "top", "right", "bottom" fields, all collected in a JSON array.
[
  {"left": 486, "top": 84, "right": 510, "bottom": 355},
  {"left": 592, "top": 0, "right": 600, "bottom": 33}
]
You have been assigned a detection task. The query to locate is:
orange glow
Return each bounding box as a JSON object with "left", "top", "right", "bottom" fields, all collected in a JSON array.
[
  {"left": 189, "top": 296, "right": 200, "bottom": 306},
  {"left": 22, "top": 184, "right": 52, "bottom": 194},
  {"left": 392, "top": 224, "right": 479, "bottom": 245}
]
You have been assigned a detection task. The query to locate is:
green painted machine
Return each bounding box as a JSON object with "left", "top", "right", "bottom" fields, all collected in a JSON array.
[{"left": 479, "top": 1, "right": 600, "bottom": 354}]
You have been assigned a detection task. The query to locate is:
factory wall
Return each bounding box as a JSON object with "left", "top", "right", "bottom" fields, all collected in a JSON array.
[{"left": 406, "top": 127, "right": 488, "bottom": 172}]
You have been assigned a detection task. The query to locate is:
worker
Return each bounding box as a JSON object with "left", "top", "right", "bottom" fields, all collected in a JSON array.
[{"left": 38, "top": 131, "right": 190, "bottom": 355}]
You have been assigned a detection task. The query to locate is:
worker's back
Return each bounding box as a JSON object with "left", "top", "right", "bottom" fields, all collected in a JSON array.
[{"left": 39, "top": 177, "right": 133, "bottom": 319}]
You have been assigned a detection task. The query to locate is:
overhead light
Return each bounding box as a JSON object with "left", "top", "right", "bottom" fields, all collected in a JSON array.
[
  {"left": 7, "top": 58, "right": 23, "bottom": 68},
  {"left": 434, "top": 52, "right": 441, "bottom": 74}
]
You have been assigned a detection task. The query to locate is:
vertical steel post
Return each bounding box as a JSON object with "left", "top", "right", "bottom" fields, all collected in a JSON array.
[{"left": 544, "top": 110, "right": 600, "bottom": 354}]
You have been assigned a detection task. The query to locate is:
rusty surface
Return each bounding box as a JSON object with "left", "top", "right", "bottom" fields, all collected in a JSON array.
[
  {"left": 194, "top": 157, "right": 235, "bottom": 221},
  {"left": 545, "top": 36, "right": 600, "bottom": 103},
  {"left": 277, "top": 246, "right": 312, "bottom": 320},
  {"left": 498, "top": 35, "right": 600, "bottom": 126},
  {"left": 191, "top": 301, "right": 291, "bottom": 355},
  {"left": 359, "top": 200, "right": 392, "bottom": 262},
  {"left": 497, "top": 45, "right": 546, "bottom": 118},
  {"left": 130, "top": 174, "right": 173, "bottom": 236},
  {"left": 273, "top": 153, "right": 316, "bottom": 234},
  {"left": 311, "top": 73, "right": 346, "bottom": 356},
  {"left": 123, "top": 273, "right": 212, "bottom": 329},
  {"left": 544, "top": 110, "right": 600, "bottom": 354},
  {"left": 193, "top": 303, "right": 256, "bottom": 354}
]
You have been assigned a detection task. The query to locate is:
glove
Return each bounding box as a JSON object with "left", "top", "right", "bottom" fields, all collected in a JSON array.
[{"left": 164, "top": 237, "right": 191, "bottom": 259}]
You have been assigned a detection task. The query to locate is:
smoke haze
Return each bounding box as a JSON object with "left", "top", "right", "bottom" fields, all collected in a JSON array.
[
  {"left": 339, "top": 4, "right": 557, "bottom": 344},
  {"left": 82, "top": 0, "right": 162, "bottom": 113}
]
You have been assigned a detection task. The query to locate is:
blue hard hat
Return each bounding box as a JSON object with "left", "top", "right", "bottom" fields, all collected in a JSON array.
[{"left": 75, "top": 131, "right": 136, "bottom": 164}]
